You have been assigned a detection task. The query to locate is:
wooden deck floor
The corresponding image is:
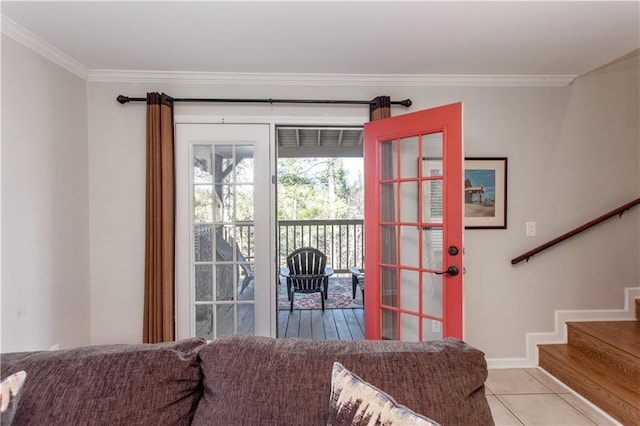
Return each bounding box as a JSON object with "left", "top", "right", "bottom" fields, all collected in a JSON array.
[
  {"left": 195, "top": 276, "right": 365, "bottom": 341},
  {"left": 278, "top": 308, "right": 365, "bottom": 340}
]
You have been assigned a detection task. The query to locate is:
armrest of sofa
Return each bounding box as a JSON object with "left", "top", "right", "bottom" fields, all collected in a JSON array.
[{"left": 1, "top": 338, "right": 207, "bottom": 425}]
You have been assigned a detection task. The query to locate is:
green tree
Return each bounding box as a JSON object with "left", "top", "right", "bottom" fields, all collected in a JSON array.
[
  {"left": 277, "top": 158, "right": 363, "bottom": 220},
  {"left": 194, "top": 156, "right": 363, "bottom": 223}
]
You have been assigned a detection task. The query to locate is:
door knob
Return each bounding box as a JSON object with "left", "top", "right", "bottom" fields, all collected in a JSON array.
[{"left": 435, "top": 266, "right": 459, "bottom": 276}]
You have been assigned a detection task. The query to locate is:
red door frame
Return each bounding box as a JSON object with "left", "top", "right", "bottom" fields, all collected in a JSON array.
[{"left": 363, "top": 102, "right": 463, "bottom": 340}]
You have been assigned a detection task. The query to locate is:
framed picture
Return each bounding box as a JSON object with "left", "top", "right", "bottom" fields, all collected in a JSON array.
[{"left": 464, "top": 157, "right": 507, "bottom": 229}]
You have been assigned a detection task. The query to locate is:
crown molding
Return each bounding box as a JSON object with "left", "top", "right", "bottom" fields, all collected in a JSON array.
[
  {"left": 1, "top": 15, "right": 89, "bottom": 80},
  {"left": 88, "top": 69, "right": 576, "bottom": 87},
  {"left": 2, "top": 14, "right": 575, "bottom": 87}
]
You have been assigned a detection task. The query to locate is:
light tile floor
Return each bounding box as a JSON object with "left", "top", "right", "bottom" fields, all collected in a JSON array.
[{"left": 486, "top": 368, "right": 621, "bottom": 426}]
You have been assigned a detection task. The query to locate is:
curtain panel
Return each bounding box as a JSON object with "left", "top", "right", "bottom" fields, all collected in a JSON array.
[
  {"left": 143, "top": 92, "right": 176, "bottom": 343},
  {"left": 370, "top": 96, "right": 391, "bottom": 121}
]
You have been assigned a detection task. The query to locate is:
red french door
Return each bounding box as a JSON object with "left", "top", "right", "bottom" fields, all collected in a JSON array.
[{"left": 363, "top": 102, "right": 463, "bottom": 340}]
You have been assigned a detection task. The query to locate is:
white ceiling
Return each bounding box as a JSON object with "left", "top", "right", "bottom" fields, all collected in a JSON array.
[{"left": 1, "top": 1, "right": 639, "bottom": 82}]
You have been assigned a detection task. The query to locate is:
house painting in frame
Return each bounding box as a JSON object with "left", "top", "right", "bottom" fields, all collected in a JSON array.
[{"left": 464, "top": 157, "right": 507, "bottom": 229}]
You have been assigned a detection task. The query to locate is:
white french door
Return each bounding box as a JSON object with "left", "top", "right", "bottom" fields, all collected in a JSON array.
[{"left": 176, "top": 123, "right": 272, "bottom": 340}]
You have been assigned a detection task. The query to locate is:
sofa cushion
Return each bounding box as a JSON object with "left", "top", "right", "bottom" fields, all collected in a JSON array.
[
  {"left": 193, "top": 335, "right": 492, "bottom": 425},
  {"left": 0, "top": 338, "right": 206, "bottom": 425},
  {"left": 328, "top": 362, "right": 439, "bottom": 426}
]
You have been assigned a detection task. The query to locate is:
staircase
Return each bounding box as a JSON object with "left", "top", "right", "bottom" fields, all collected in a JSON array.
[{"left": 538, "top": 299, "right": 640, "bottom": 425}]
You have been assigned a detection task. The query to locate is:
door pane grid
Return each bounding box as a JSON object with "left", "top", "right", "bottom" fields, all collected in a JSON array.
[
  {"left": 379, "top": 132, "right": 446, "bottom": 341},
  {"left": 420, "top": 133, "right": 445, "bottom": 336},
  {"left": 192, "top": 143, "right": 256, "bottom": 340}
]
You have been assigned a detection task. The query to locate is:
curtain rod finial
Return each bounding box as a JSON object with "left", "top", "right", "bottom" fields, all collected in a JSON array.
[
  {"left": 117, "top": 95, "right": 131, "bottom": 104},
  {"left": 400, "top": 99, "right": 412, "bottom": 108}
]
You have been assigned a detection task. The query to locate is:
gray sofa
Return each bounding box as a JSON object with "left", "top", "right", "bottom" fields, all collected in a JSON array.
[{"left": 1, "top": 335, "right": 494, "bottom": 425}]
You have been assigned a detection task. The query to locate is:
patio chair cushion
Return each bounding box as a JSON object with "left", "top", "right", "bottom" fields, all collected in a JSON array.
[{"left": 328, "top": 362, "right": 439, "bottom": 426}]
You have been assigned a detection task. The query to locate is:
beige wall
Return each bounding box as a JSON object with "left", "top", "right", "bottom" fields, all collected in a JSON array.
[
  {"left": 464, "top": 53, "right": 640, "bottom": 359},
  {"left": 2, "top": 32, "right": 638, "bottom": 360},
  {"left": 86, "top": 53, "right": 639, "bottom": 359},
  {"left": 1, "top": 35, "right": 90, "bottom": 352}
]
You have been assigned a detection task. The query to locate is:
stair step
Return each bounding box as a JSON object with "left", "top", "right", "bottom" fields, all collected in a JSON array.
[
  {"left": 539, "top": 343, "right": 640, "bottom": 425},
  {"left": 567, "top": 321, "right": 640, "bottom": 381}
]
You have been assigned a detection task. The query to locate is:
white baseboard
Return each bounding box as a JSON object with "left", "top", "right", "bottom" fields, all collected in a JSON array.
[
  {"left": 485, "top": 357, "right": 533, "bottom": 369},
  {"left": 486, "top": 287, "right": 639, "bottom": 369}
]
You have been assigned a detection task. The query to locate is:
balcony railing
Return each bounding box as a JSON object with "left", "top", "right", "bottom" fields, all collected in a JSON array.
[
  {"left": 198, "top": 220, "right": 364, "bottom": 275},
  {"left": 278, "top": 219, "right": 364, "bottom": 273}
]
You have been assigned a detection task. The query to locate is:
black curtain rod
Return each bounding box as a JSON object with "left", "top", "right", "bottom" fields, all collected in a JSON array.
[{"left": 116, "top": 95, "right": 412, "bottom": 108}]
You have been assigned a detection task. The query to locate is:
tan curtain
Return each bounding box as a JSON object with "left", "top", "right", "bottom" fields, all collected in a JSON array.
[
  {"left": 370, "top": 96, "right": 391, "bottom": 121},
  {"left": 143, "top": 92, "right": 175, "bottom": 343}
]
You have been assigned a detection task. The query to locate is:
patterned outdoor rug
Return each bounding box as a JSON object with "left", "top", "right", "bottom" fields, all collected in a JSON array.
[{"left": 278, "top": 276, "right": 363, "bottom": 310}]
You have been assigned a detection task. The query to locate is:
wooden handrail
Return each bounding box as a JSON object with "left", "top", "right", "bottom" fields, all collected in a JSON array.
[{"left": 511, "top": 197, "right": 640, "bottom": 265}]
